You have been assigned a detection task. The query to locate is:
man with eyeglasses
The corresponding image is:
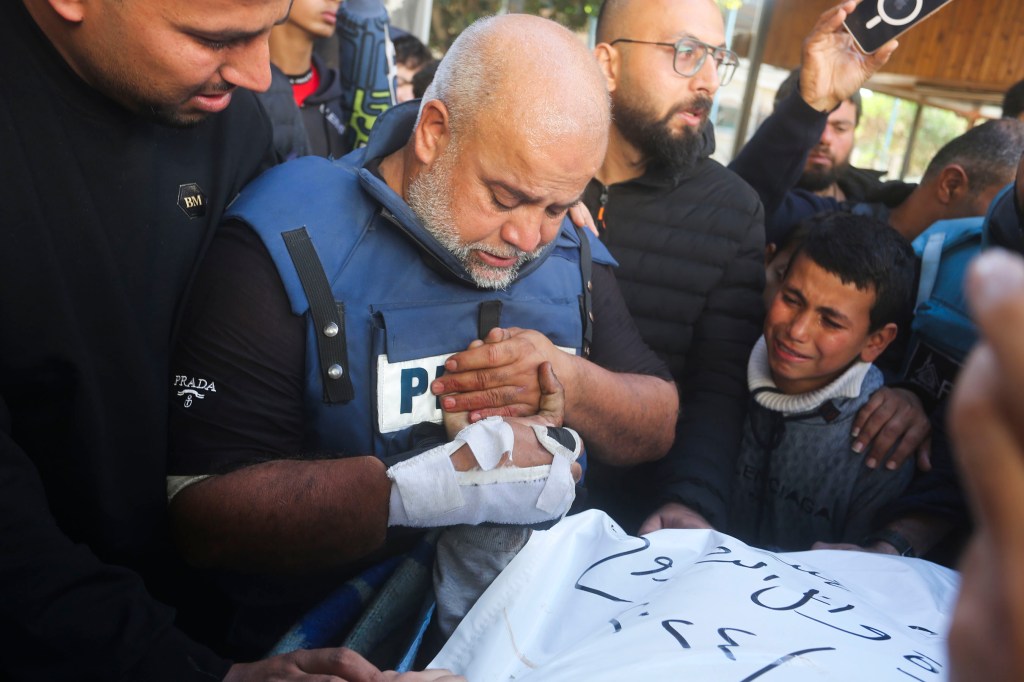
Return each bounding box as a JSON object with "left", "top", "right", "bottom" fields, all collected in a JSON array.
[
  {"left": 577, "top": 0, "right": 764, "bottom": 537},
  {"left": 582, "top": 0, "right": 899, "bottom": 538}
]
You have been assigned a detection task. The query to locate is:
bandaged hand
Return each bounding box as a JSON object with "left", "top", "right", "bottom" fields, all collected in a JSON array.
[{"left": 388, "top": 363, "right": 582, "bottom": 527}]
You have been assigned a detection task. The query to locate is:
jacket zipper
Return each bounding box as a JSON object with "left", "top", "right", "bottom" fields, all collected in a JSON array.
[{"left": 597, "top": 184, "right": 609, "bottom": 235}]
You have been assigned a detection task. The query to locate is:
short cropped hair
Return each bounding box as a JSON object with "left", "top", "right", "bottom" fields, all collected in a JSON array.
[
  {"left": 921, "top": 118, "right": 1024, "bottom": 195},
  {"left": 788, "top": 213, "right": 915, "bottom": 331},
  {"left": 774, "top": 68, "right": 861, "bottom": 124},
  {"left": 1003, "top": 79, "right": 1024, "bottom": 119},
  {"left": 596, "top": 0, "right": 717, "bottom": 44},
  {"left": 420, "top": 15, "right": 608, "bottom": 143}
]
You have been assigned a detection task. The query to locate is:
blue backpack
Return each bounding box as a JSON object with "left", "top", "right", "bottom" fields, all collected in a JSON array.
[
  {"left": 909, "top": 217, "right": 984, "bottom": 360},
  {"left": 901, "top": 185, "right": 1018, "bottom": 403}
]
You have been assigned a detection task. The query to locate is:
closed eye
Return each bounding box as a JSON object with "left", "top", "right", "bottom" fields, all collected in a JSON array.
[
  {"left": 491, "top": 194, "right": 516, "bottom": 212},
  {"left": 822, "top": 316, "right": 844, "bottom": 330},
  {"left": 195, "top": 36, "right": 231, "bottom": 50}
]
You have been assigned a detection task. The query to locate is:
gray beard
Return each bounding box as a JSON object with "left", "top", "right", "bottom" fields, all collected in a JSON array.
[{"left": 406, "top": 150, "right": 541, "bottom": 290}]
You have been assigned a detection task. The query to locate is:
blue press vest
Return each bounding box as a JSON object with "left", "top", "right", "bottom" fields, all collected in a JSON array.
[{"left": 225, "top": 145, "right": 614, "bottom": 459}]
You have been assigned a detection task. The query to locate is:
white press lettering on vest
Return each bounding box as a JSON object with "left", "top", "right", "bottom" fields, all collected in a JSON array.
[
  {"left": 375, "top": 345, "right": 577, "bottom": 435},
  {"left": 173, "top": 374, "right": 217, "bottom": 409},
  {"left": 376, "top": 352, "right": 450, "bottom": 433}
]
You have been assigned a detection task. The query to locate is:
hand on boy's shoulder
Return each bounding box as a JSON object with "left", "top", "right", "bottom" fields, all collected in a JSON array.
[{"left": 851, "top": 387, "right": 932, "bottom": 472}]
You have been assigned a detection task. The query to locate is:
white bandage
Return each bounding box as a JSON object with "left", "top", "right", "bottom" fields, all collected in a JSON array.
[{"left": 386, "top": 416, "right": 581, "bottom": 528}]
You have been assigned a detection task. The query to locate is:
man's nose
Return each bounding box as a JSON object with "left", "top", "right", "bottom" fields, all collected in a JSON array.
[
  {"left": 220, "top": 38, "right": 273, "bottom": 93},
  {"left": 690, "top": 53, "right": 720, "bottom": 96},
  {"left": 500, "top": 212, "right": 546, "bottom": 253}
]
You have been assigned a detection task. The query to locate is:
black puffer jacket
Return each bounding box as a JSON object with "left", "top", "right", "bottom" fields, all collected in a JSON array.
[{"left": 583, "top": 125, "right": 766, "bottom": 532}]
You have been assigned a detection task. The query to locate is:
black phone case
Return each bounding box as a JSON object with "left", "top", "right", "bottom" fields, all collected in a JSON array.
[{"left": 843, "top": 0, "right": 955, "bottom": 54}]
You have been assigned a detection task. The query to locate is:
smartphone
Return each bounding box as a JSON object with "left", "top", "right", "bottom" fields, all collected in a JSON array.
[{"left": 843, "top": 0, "right": 956, "bottom": 54}]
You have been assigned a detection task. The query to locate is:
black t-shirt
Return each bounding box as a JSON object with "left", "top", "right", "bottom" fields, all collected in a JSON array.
[
  {"left": 170, "top": 220, "right": 673, "bottom": 474},
  {"left": 0, "top": 3, "right": 274, "bottom": 679}
]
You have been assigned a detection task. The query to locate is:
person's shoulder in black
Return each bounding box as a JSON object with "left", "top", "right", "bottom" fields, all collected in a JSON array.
[{"left": 1, "top": 2, "right": 274, "bottom": 680}]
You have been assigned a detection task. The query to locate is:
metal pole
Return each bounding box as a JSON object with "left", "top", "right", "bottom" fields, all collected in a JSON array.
[
  {"left": 710, "top": 7, "right": 740, "bottom": 125},
  {"left": 731, "top": 0, "right": 776, "bottom": 160},
  {"left": 880, "top": 96, "right": 901, "bottom": 175},
  {"left": 899, "top": 101, "right": 925, "bottom": 181}
]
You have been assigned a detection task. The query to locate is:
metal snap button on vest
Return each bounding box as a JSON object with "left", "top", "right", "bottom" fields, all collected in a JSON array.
[
  {"left": 323, "top": 322, "right": 339, "bottom": 337},
  {"left": 327, "top": 364, "right": 344, "bottom": 379}
]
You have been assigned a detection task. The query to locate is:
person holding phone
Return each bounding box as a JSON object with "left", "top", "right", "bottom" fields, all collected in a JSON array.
[{"left": 844, "top": 0, "right": 956, "bottom": 54}]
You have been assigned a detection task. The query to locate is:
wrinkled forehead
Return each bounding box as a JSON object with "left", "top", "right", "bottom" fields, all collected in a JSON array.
[{"left": 450, "top": 117, "right": 599, "bottom": 203}]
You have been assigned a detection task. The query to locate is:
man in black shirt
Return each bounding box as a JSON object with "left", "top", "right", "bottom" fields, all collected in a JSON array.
[{"left": 1, "top": 1, "right": 449, "bottom": 680}]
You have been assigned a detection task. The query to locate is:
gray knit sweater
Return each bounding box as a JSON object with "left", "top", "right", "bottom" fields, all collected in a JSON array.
[{"left": 728, "top": 337, "right": 914, "bottom": 551}]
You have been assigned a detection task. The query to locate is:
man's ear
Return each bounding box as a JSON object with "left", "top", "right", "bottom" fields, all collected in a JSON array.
[
  {"left": 412, "top": 99, "right": 451, "bottom": 168},
  {"left": 936, "top": 164, "right": 970, "bottom": 205},
  {"left": 47, "top": 0, "right": 87, "bottom": 23},
  {"left": 859, "top": 322, "right": 898, "bottom": 364},
  {"left": 764, "top": 242, "right": 777, "bottom": 266},
  {"left": 593, "top": 43, "right": 620, "bottom": 95}
]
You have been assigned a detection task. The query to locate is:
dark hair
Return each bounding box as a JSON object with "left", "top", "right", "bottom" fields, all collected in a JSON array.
[
  {"left": 412, "top": 59, "right": 440, "bottom": 99},
  {"left": 788, "top": 212, "right": 914, "bottom": 331},
  {"left": 922, "top": 118, "right": 1024, "bottom": 195},
  {"left": 1003, "top": 79, "right": 1024, "bottom": 119},
  {"left": 774, "top": 68, "right": 861, "bottom": 125},
  {"left": 774, "top": 220, "right": 810, "bottom": 255},
  {"left": 393, "top": 33, "right": 433, "bottom": 69}
]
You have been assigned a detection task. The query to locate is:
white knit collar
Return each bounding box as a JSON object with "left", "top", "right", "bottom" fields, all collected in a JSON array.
[{"left": 748, "top": 336, "right": 872, "bottom": 416}]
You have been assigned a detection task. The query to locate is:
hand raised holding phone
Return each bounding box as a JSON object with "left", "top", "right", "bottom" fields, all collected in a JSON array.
[{"left": 844, "top": 0, "right": 956, "bottom": 53}]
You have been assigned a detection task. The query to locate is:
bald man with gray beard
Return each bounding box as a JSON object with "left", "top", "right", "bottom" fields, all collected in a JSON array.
[{"left": 167, "top": 13, "right": 677, "bottom": 657}]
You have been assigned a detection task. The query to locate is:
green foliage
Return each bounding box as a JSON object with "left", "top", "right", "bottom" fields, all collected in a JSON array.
[
  {"left": 430, "top": 0, "right": 597, "bottom": 51},
  {"left": 852, "top": 90, "right": 969, "bottom": 182}
]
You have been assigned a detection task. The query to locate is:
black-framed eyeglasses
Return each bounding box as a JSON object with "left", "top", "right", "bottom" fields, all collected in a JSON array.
[{"left": 610, "top": 37, "right": 739, "bottom": 86}]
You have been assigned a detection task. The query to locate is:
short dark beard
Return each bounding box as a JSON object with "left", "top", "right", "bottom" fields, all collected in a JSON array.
[
  {"left": 797, "top": 166, "right": 838, "bottom": 193},
  {"left": 613, "top": 95, "right": 712, "bottom": 176}
]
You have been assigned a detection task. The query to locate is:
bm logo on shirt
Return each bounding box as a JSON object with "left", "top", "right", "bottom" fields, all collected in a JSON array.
[{"left": 177, "top": 182, "right": 207, "bottom": 218}]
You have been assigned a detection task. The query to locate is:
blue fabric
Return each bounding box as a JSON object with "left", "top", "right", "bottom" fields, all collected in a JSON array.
[
  {"left": 230, "top": 101, "right": 612, "bottom": 660},
  {"left": 227, "top": 102, "right": 613, "bottom": 458},
  {"left": 908, "top": 215, "right": 986, "bottom": 364},
  {"left": 336, "top": 0, "right": 394, "bottom": 149}
]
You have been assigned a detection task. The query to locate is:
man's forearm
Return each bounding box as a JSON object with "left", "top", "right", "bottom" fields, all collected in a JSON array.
[
  {"left": 728, "top": 91, "right": 827, "bottom": 219},
  {"left": 561, "top": 357, "right": 678, "bottom": 466},
  {"left": 171, "top": 456, "right": 392, "bottom": 573}
]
